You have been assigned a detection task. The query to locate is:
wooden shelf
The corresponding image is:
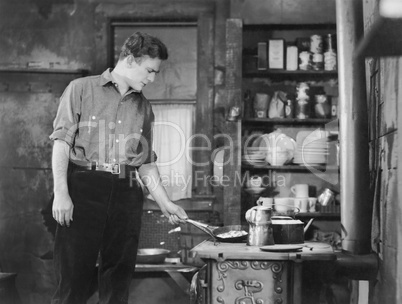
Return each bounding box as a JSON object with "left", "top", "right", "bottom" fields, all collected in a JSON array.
[
  {"left": 243, "top": 69, "right": 338, "bottom": 79},
  {"left": 242, "top": 118, "right": 335, "bottom": 125},
  {"left": 242, "top": 164, "right": 339, "bottom": 172},
  {"left": 0, "top": 68, "right": 89, "bottom": 75},
  {"left": 296, "top": 212, "right": 340, "bottom": 219}
]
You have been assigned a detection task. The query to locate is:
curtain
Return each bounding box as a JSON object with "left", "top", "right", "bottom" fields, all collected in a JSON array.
[{"left": 149, "top": 104, "right": 194, "bottom": 201}]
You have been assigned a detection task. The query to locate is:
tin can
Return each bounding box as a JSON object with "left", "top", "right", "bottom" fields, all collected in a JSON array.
[
  {"left": 310, "top": 35, "right": 323, "bottom": 54},
  {"left": 312, "top": 53, "right": 324, "bottom": 70}
]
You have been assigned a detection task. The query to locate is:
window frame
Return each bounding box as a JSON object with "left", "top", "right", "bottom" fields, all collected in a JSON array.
[{"left": 96, "top": 6, "right": 215, "bottom": 202}]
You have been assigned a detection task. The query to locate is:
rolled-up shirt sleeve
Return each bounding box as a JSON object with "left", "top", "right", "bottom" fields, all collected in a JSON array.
[{"left": 49, "top": 80, "right": 82, "bottom": 146}]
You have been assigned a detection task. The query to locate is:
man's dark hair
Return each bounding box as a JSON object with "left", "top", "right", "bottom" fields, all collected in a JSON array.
[{"left": 119, "top": 32, "right": 168, "bottom": 61}]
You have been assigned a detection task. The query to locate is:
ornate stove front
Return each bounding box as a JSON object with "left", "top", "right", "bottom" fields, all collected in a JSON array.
[{"left": 206, "top": 260, "right": 289, "bottom": 304}]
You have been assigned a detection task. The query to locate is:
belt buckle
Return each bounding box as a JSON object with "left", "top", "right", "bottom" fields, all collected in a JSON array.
[{"left": 111, "top": 163, "right": 120, "bottom": 175}]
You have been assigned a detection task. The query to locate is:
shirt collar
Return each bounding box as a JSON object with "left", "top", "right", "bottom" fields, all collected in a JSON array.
[
  {"left": 100, "top": 68, "right": 141, "bottom": 95},
  {"left": 100, "top": 68, "right": 114, "bottom": 86}
]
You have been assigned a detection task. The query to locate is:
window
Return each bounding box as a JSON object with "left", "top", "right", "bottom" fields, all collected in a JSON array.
[{"left": 111, "top": 22, "right": 197, "bottom": 200}]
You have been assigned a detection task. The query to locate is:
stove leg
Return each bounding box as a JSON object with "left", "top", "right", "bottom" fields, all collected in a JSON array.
[{"left": 292, "top": 262, "right": 302, "bottom": 304}]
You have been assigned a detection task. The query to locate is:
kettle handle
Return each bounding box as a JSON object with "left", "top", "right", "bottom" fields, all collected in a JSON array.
[{"left": 245, "top": 208, "right": 256, "bottom": 223}]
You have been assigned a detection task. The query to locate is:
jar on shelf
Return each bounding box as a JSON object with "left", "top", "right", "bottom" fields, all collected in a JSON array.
[
  {"left": 284, "top": 98, "right": 295, "bottom": 118},
  {"left": 253, "top": 93, "right": 270, "bottom": 118},
  {"left": 295, "top": 82, "right": 311, "bottom": 119},
  {"left": 324, "top": 34, "right": 337, "bottom": 71},
  {"left": 314, "top": 94, "right": 331, "bottom": 118},
  {"left": 295, "top": 99, "right": 310, "bottom": 119},
  {"left": 310, "top": 35, "right": 324, "bottom": 71}
]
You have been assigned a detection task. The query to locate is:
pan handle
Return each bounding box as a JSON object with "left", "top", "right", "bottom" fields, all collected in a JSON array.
[{"left": 185, "top": 219, "right": 218, "bottom": 239}]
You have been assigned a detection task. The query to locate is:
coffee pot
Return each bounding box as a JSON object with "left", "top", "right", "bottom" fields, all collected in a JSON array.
[{"left": 245, "top": 206, "right": 275, "bottom": 246}]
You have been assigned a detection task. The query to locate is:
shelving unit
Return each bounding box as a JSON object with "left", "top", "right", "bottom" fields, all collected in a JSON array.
[
  {"left": 242, "top": 118, "right": 335, "bottom": 125},
  {"left": 242, "top": 164, "right": 339, "bottom": 172},
  {"left": 240, "top": 22, "right": 340, "bottom": 221},
  {"left": 243, "top": 69, "right": 338, "bottom": 80}
]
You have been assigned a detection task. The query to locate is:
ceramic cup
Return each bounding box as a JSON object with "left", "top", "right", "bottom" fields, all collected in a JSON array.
[
  {"left": 257, "top": 197, "right": 274, "bottom": 207},
  {"left": 290, "top": 184, "right": 309, "bottom": 198},
  {"left": 308, "top": 197, "right": 318, "bottom": 212},
  {"left": 247, "top": 176, "right": 263, "bottom": 188},
  {"left": 274, "top": 197, "right": 293, "bottom": 213},
  {"left": 294, "top": 197, "right": 309, "bottom": 213}
]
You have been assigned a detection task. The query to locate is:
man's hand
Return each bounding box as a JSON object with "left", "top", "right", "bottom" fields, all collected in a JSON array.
[
  {"left": 160, "top": 201, "right": 188, "bottom": 225},
  {"left": 52, "top": 192, "right": 74, "bottom": 227}
]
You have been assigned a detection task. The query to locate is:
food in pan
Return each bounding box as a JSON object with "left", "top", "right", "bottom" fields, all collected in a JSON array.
[{"left": 216, "top": 230, "right": 248, "bottom": 239}]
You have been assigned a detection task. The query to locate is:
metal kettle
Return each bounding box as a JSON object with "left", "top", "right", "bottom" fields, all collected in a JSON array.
[{"left": 245, "top": 206, "right": 275, "bottom": 246}]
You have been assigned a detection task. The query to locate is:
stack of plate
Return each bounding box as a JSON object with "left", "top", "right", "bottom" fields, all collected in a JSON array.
[
  {"left": 245, "top": 131, "right": 296, "bottom": 166},
  {"left": 293, "top": 130, "right": 329, "bottom": 166},
  {"left": 241, "top": 147, "right": 268, "bottom": 167}
]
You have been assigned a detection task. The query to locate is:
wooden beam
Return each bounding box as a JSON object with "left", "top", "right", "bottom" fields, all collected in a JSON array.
[{"left": 223, "top": 19, "right": 242, "bottom": 225}]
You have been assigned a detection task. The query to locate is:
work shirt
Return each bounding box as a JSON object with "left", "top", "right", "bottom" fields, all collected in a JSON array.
[{"left": 50, "top": 69, "right": 157, "bottom": 167}]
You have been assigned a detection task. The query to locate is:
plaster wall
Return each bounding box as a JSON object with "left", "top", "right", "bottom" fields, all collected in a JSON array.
[
  {"left": 0, "top": 0, "right": 229, "bottom": 303},
  {"left": 363, "top": 0, "right": 401, "bottom": 303}
]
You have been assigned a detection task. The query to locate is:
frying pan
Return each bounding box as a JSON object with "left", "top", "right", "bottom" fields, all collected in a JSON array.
[{"left": 185, "top": 219, "right": 249, "bottom": 243}]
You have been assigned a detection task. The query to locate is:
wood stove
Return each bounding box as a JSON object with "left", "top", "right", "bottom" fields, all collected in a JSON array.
[{"left": 191, "top": 241, "right": 336, "bottom": 304}]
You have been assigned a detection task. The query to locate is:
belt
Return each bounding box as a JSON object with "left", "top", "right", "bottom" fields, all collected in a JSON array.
[{"left": 71, "top": 161, "right": 123, "bottom": 174}]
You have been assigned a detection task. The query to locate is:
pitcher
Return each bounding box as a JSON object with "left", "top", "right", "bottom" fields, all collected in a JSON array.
[{"left": 245, "top": 206, "right": 275, "bottom": 246}]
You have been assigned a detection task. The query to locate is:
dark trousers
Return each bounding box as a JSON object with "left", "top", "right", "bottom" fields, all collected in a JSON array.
[{"left": 52, "top": 163, "right": 143, "bottom": 304}]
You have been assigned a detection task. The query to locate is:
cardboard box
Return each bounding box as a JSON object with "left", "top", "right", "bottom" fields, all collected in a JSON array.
[{"left": 269, "top": 39, "right": 285, "bottom": 69}]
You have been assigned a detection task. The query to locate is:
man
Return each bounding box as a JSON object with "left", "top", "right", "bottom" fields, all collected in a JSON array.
[{"left": 50, "top": 32, "right": 188, "bottom": 304}]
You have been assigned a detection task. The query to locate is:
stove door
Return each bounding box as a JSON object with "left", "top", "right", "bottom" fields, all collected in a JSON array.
[{"left": 209, "top": 260, "right": 289, "bottom": 304}]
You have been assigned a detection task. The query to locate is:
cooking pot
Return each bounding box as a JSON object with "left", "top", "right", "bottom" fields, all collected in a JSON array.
[
  {"left": 271, "top": 216, "right": 305, "bottom": 244},
  {"left": 245, "top": 206, "right": 275, "bottom": 246},
  {"left": 185, "top": 219, "right": 248, "bottom": 243},
  {"left": 136, "top": 248, "right": 170, "bottom": 264}
]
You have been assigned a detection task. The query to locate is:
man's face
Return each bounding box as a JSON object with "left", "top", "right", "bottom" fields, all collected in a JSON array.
[{"left": 125, "top": 55, "right": 162, "bottom": 92}]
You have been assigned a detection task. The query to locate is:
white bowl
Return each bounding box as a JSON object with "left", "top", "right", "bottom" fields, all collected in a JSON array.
[
  {"left": 244, "top": 187, "right": 266, "bottom": 195},
  {"left": 266, "top": 151, "right": 290, "bottom": 166}
]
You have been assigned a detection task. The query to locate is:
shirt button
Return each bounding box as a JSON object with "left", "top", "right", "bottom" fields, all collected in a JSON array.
[
  {"left": 140, "top": 128, "right": 143, "bottom": 133},
  {"left": 118, "top": 120, "right": 122, "bottom": 124},
  {"left": 92, "top": 116, "right": 96, "bottom": 120},
  {"left": 116, "top": 139, "right": 119, "bottom": 143}
]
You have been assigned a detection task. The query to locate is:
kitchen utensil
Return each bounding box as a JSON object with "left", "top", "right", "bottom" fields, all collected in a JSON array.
[
  {"left": 318, "top": 188, "right": 335, "bottom": 206},
  {"left": 136, "top": 248, "right": 170, "bottom": 264},
  {"left": 245, "top": 206, "right": 275, "bottom": 246},
  {"left": 266, "top": 150, "right": 290, "bottom": 166},
  {"left": 308, "top": 197, "right": 318, "bottom": 212},
  {"left": 244, "top": 187, "right": 266, "bottom": 195},
  {"left": 247, "top": 175, "right": 263, "bottom": 188},
  {"left": 294, "top": 197, "right": 309, "bottom": 213},
  {"left": 274, "top": 201, "right": 301, "bottom": 217},
  {"left": 271, "top": 216, "right": 305, "bottom": 244},
  {"left": 258, "top": 131, "right": 297, "bottom": 162},
  {"left": 290, "top": 184, "right": 309, "bottom": 197},
  {"left": 260, "top": 244, "right": 303, "bottom": 252},
  {"left": 273, "top": 197, "right": 293, "bottom": 207},
  {"left": 256, "top": 197, "right": 274, "bottom": 207},
  {"left": 185, "top": 219, "right": 248, "bottom": 243},
  {"left": 304, "top": 218, "right": 315, "bottom": 234}
]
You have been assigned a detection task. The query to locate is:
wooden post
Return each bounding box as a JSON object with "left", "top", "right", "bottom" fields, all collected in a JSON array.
[{"left": 223, "top": 19, "right": 242, "bottom": 225}]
